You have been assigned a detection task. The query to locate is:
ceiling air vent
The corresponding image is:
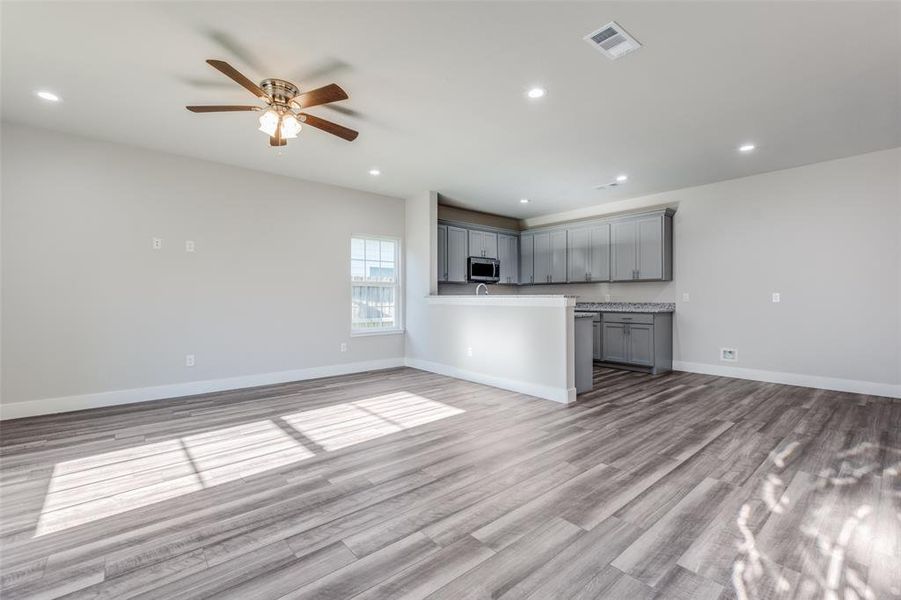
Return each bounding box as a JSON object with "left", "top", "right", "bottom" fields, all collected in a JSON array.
[{"left": 584, "top": 21, "right": 641, "bottom": 60}]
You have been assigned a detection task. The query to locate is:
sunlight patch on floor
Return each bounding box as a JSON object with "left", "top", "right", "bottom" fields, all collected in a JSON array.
[
  {"left": 34, "top": 420, "right": 312, "bottom": 536},
  {"left": 33, "top": 392, "right": 463, "bottom": 537},
  {"left": 281, "top": 392, "right": 465, "bottom": 451}
]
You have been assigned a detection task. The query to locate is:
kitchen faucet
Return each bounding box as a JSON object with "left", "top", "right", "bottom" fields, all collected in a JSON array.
[{"left": 475, "top": 283, "right": 489, "bottom": 296}]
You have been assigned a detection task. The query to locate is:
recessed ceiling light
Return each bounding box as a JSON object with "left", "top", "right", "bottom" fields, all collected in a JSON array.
[
  {"left": 369, "top": 169, "right": 381, "bottom": 176},
  {"left": 36, "top": 90, "right": 60, "bottom": 102},
  {"left": 616, "top": 174, "right": 628, "bottom": 182},
  {"left": 520, "top": 198, "right": 530, "bottom": 204},
  {"left": 526, "top": 87, "right": 546, "bottom": 99},
  {"left": 738, "top": 143, "right": 756, "bottom": 153}
]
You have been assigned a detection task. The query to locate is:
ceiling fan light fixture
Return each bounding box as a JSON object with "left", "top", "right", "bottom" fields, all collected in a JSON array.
[
  {"left": 258, "top": 109, "right": 280, "bottom": 137},
  {"left": 281, "top": 113, "right": 302, "bottom": 139}
]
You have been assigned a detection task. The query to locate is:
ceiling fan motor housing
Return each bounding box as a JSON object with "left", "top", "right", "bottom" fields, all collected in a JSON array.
[{"left": 261, "top": 78, "right": 300, "bottom": 107}]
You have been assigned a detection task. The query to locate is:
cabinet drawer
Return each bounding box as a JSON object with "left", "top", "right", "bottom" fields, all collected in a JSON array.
[{"left": 602, "top": 312, "right": 655, "bottom": 325}]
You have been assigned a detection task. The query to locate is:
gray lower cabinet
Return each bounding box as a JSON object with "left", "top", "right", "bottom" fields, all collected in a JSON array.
[
  {"left": 437, "top": 225, "right": 448, "bottom": 282},
  {"left": 599, "top": 312, "right": 673, "bottom": 374},
  {"left": 520, "top": 232, "right": 534, "bottom": 284},
  {"left": 611, "top": 212, "right": 672, "bottom": 281},
  {"left": 574, "top": 317, "right": 594, "bottom": 394},
  {"left": 446, "top": 225, "right": 468, "bottom": 283},
  {"left": 626, "top": 324, "right": 654, "bottom": 366},
  {"left": 497, "top": 233, "right": 519, "bottom": 284},
  {"left": 601, "top": 323, "right": 629, "bottom": 363}
]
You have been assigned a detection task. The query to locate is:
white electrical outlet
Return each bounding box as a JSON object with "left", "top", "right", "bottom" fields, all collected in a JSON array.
[
  {"left": 772, "top": 292, "right": 781, "bottom": 303},
  {"left": 682, "top": 292, "right": 690, "bottom": 302},
  {"left": 720, "top": 348, "right": 738, "bottom": 362},
  {"left": 467, "top": 347, "right": 473, "bottom": 357},
  {"left": 152, "top": 237, "right": 162, "bottom": 250},
  {"left": 604, "top": 294, "right": 611, "bottom": 302},
  {"left": 185, "top": 354, "right": 195, "bottom": 367},
  {"left": 340, "top": 342, "right": 348, "bottom": 353},
  {"left": 185, "top": 240, "right": 196, "bottom": 253}
]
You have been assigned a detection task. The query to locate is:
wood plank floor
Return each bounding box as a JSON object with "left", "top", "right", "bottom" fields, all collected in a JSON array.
[{"left": 1, "top": 366, "right": 899, "bottom": 599}]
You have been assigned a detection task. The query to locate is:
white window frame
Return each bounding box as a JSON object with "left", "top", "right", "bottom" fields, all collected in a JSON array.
[{"left": 350, "top": 234, "right": 403, "bottom": 337}]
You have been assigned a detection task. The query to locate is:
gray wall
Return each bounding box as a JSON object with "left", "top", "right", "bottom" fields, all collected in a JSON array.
[
  {"left": 524, "top": 148, "right": 901, "bottom": 389},
  {"left": 1, "top": 124, "right": 405, "bottom": 406}
]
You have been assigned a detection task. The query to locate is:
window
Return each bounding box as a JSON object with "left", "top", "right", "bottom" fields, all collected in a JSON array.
[{"left": 351, "top": 236, "right": 402, "bottom": 334}]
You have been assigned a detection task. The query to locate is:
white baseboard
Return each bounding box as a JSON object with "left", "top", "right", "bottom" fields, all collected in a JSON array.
[
  {"left": 405, "top": 358, "right": 575, "bottom": 404},
  {"left": 673, "top": 361, "right": 900, "bottom": 399},
  {"left": 0, "top": 358, "right": 406, "bottom": 420}
]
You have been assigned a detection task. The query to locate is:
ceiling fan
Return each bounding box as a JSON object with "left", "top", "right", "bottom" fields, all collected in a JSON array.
[{"left": 186, "top": 60, "right": 358, "bottom": 146}]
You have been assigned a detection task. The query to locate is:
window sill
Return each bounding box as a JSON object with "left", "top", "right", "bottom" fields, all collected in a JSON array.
[{"left": 351, "top": 329, "right": 406, "bottom": 338}]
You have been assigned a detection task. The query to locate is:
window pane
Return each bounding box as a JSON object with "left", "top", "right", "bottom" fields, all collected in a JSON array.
[
  {"left": 351, "top": 259, "right": 365, "bottom": 280},
  {"left": 351, "top": 237, "right": 399, "bottom": 332},
  {"left": 352, "top": 284, "right": 396, "bottom": 331},
  {"left": 380, "top": 240, "right": 396, "bottom": 262},
  {"left": 365, "top": 239, "right": 380, "bottom": 260},
  {"left": 351, "top": 238, "right": 365, "bottom": 260}
]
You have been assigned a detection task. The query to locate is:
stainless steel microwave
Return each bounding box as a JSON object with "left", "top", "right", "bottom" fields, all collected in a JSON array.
[{"left": 467, "top": 257, "right": 500, "bottom": 283}]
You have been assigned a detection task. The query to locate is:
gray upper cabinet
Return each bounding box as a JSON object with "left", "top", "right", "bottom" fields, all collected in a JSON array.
[
  {"left": 520, "top": 233, "right": 534, "bottom": 284},
  {"left": 568, "top": 223, "right": 610, "bottom": 282},
  {"left": 438, "top": 209, "right": 670, "bottom": 286},
  {"left": 497, "top": 233, "right": 519, "bottom": 285},
  {"left": 611, "top": 211, "right": 672, "bottom": 281},
  {"left": 437, "top": 225, "right": 448, "bottom": 282},
  {"left": 532, "top": 230, "right": 566, "bottom": 284},
  {"left": 567, "top": 227, "right": 589, "bottom": 283},
  {"left": 533, "top": 232, "right": 551, "bottom": 284},
  {"left": 549, "top": 230, "right": 567, "bottom": 283},
  {"left": 468, "top": 230, "right": 498, "bottom": 259},
  {"left": 446, "top": 225, "right": 468, "bottom": 283},
  {"left": 636, "top": 215, "right": 663, "bottom": 280},
  {"left": 611, "top": 219, "right": 638, "bottom": 281},
  {"left": 588, "top": 223, "right": 610, "bottom": 281}
]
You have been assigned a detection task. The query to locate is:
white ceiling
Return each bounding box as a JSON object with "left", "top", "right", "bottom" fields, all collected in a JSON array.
[{"left": 2, "top": 1, "right": 899, "bottom": 218}]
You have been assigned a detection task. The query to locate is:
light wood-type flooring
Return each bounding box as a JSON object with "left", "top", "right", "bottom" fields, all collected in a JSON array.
[{"left": 1, "top": 366, "right": 899, "bottom": 599}]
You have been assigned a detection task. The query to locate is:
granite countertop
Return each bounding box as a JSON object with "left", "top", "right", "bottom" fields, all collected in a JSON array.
[
  {"left": 574, "top": 312, "right": 596, "bottom": 319},
  {"left": 575, "top": 302, "right": 676, "bottom": 313}
]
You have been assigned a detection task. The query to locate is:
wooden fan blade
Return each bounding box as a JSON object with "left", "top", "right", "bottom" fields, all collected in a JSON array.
[
  {"left": 292, "top": 84, "right": 348, "bottom": 109},
  {"left": 186, "top": 105, "right": 260, "bottom": 112},
  {"left": 206, "top": 59, "right": 268, "bottom": 100},
  {"left": 300, "top": 113, "right": 359, "bottom": 141}
]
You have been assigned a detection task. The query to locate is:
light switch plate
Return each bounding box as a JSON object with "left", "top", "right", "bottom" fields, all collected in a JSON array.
[
  {"left": 185, "top": 354, "right": 195, "bottom": 367},
  {"left": 682, "top": 292, "right": 690, "bottom": 302},
  {"left": 152, "top": 237, "right": 162, "bottom": 250},
  {"left": 185, "top": 240, "right": 195, "bottom": 252},
  {"left": 772, "top": 292, "right": 781, "bottom": 303},
  {"left": 604, "top": 294, "right": 611, "bottom": 302},
  {"left": 340, "top": 342, "right": 347, "bottom": 353}
]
